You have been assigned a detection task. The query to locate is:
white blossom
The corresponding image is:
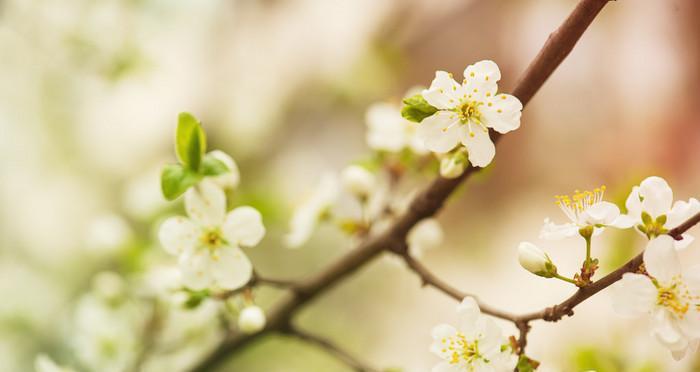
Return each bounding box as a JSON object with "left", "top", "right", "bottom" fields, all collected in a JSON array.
[
  {"left": 285, "top": 173, "right": 339, "bottom": 248},
  {"left": 238, "top": 305, "right": 266, "bottom": 334},
  {"left": 84, "top": 213, "right": 132, "bottom": 254},
  {"left": 621, "top": 176, "right": 700, "bottom": 249},
  {"left": 611, "top": 236, "right": 700, "bottom": 360},
  {"left": 430, "top": 297, "right": 516, "bottom": 372},
  {"left": 407, "top": 218, "right": 444, "bottom": 258},
  {"left": 341, "top": 165, "right": 376, "bottom": 198},
  {"left": 540, "top": 186, "right": 632, "bottom": 240},
  {"left": 365, "top": 102, "right": 427, "bottom": 154},
  {"left": 439, "top": 150, "right": 468, "bottom": 179},
  {"left": 159, "top": 180, "right": 265, "bottom": 290},
  {"left": 417, "top": 60, "right": 522, "bottom": 167},
  {"left": 35, "top": 355, "right": 75, "bottom": 372}
]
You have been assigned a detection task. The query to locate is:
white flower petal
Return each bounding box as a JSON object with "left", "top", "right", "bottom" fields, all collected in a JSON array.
[
  {"left": 461, "top": 124, "right": 495, "bottom": 167},
  {"left": 609, "top": 214, "right": 636, "bottom": 229},
  {"left": 652, "top": 309, "right": 685, "bottom": 345},
  {"left": 476, "top": 317, "right": 502, "bottom": 355},
  {"left": 582, "top": 201, "right": 620, "bottom": 225},
  {"left": 457, "top": 297, "right": 481, "bottom": 335},
  {"left": 639, "top": 176, "right": 673, "bottom": 218},
  {"left": 431, "top": 361, "right": 461, "bottom": 372},
  {"left": 481, "top": 94, "right": 522, "bottom": 134},
  {"left": 430, "top": 324, "right": 457, "bottom": 357},
  {"left": 667, "top": 198, "right": 700, "bottom": 229},
  {"left": 611, "top": 273, "right": 656, "bottom": 317},
  {"left": 179, "top": 250, "right": 213, "bottom": 290},
  {"left": 211, "top": 246, "right": 253, "bottom": 290},
  {"left": 624, "top": 186, "right": 643, "bottom": 222},
  {"left": 417, "top": 111, "right": 464, "bottom": 153},
  {"left": 185, "top": 180, "right": 226, "bottom": 227},
  {"left": 679, "top": 310, "right": 700, "bottom": 338},
  {"left": 671, "top": 339, "right": 698, "bottom": 361},
  {"left": 674, "top": 234, "right": 695, "bottom": 251},
  {"left": 462, "top": 60, "right": 500, "bottom": 98},
  {"left": 539, "top": 219, "right": 579, "bottom": 240},
  {"left": 643, "top": 236, "right": 681, "bottom": 283},
  {"left": 422, "top": 71, "right": 464, "bottom": 110},
  {"left": 222, "top": 206, "right": 265, "bottom": 247},
  {"left": 158, "top": 216, "right": 198, "bottom": 255}
]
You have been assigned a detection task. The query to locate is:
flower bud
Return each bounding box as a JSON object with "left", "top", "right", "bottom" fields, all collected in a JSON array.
[
  {"left": 518, "top": 242, "right": 556, "bottom": 278},
  {"left": 407, "top": 218, "right": 444, "bottom": 257},
  {"left": 341, "top": 165, "right": 376, "bottom": 197},
  {"left": 238, "top": 305, "right": 266, "bottom": 334},
  {"left": 439, "top": 150, "right": 468, "bottom": 179}
]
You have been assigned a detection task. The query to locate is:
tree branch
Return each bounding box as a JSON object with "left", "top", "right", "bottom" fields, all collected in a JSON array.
[
  {"left": 283, "top": 326, "right": 380, "bottom": 372},
  {"left": 189, "top": 0, "right": 612, "bottom": 370},
  {"left": 517, "top": 211, "right": 700, "bottom": 323}
]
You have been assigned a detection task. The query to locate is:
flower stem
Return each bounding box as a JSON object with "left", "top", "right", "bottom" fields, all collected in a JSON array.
[{"left": 553, "top": 274, "right": 577, "bottom": 285}]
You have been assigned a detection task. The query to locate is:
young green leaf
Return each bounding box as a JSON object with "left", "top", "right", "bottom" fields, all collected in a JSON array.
[
  {"left": 200, "top": 154, "right": 230, "bottom": 177},
  {"left": 176, "top": 112, "right": 207, "bottom": 170},
  {"left": 401, "top": 93, "right": 438, "bottom": 123},
  {"left": 161, "top": 164, "right": 202, "bottom": 200}
]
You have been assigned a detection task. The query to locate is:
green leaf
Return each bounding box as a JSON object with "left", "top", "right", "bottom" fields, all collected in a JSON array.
[
  {"left": 176, "top": 112, "right": 207, "bottom": 170},
  {"left": 161, "top": 164, "right": 202, "bottom": 200},
  {"left": 517, "top": 355, "right": 540, "bottom": 372},
  {"left": 200, "top": 154, "right": 230, "bottom": 177},
  {"left": 183, "top": 289, "right": 210, "bottom": 309},
  {"left": 401, "top": 93, "right": 438, "bottom": 123}
]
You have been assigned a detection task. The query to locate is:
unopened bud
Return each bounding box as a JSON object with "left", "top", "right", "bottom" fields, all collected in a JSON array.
[
  {"left": 439, "top": 150, "right": 468, "bottom": 179},
  {"left": 518, "top": 242, "right": 556, "bottom": 278},
  {"left": 341, "top": 165, "right": 376, "bottom": 197},
  {"left": 238, "top": 305, "right": 266, "bottom": 334}
]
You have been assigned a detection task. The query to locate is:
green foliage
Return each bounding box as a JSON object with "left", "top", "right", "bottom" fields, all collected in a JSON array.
[
  {"left": 200, "top": 154, "right": 230, "bottom": 177},
  {"left": 161, "top": 112, "right": 233, "bottom": 200},
  {"left": 183, "top": 289, "right": 211, "bottom": 309},
  {"left": 401, "top": 93, "right": 438, "bottom": 122},
  {"left": 176, "top": 112, "right": 207, "bottom": 171},
  {"left": 161, "top": 164, "right": 203, "bottom": 201},
  {"left": 516, "top": 355, "right": 540, "bottom": 372}
]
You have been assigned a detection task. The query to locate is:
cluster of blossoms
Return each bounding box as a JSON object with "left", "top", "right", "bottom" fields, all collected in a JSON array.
[{"left": 517, "top": 176, "right": 700, "bottom": 359}]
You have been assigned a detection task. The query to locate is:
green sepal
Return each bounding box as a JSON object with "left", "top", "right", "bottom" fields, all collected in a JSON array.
[
  {"left": 183, "top": 289, "right": 210, "bottom": 309},
  {"left": 176, "top": 112, "right": 207, "bottom": 171},
  {"left": 401, "top": 93, "right": 438, "bottom": 123},
  {"left": 161, "top": 164, "right": 203, "bottom": 201}
]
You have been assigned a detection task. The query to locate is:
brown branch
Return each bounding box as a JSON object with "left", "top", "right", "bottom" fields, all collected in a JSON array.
[
  {"left": 283, "top": 326, "right": 381, "bottom": 372},
  {"left": 188, "top": 1, "right": 612, "bottom": 370},
  {"left": 517, "top": 211, "right": 700, "bottom": 323}
]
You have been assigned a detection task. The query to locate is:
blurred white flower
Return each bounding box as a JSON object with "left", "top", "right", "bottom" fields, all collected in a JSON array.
[
  {"left": 72, "top": 293, "right": 144, "bottom": 372},
  {"left": 612, "top": 236, "right": 700, "bottom": 360},
  {"left": 159, "top": 180, "right": 265, "bottom": 290},
  {"left": 206, "top": 150, "right": 240, "bottom": 190},
  {"left": 122, "top": 164, "right": 169, "bottom": 220},
  {"left": 540, "top": 186, "right": 631, "bottom": 240},
  {"left": 407, "top": 218, "right": 443, "bottom": 258},
  {"left": 430, "top": 297, "right": 516, "bottom": 372},
  {"left": 517, "top": 242, "right": 556, "bottom": 278},
  {"left": 84, "top": 213, "right": 132, "bottom": 254},
  {"left": 417, "top": 60, "right": 522, "bottom": 167},
  {"left": 285, "top": 173, "right": 339, "bottom": 248},
  {"left": 341, "top": 165, "right": 376, "bottom": 198},
  {"left": 34, "top": 354, "right": 75, "bottom": 372},
  {"left": 92, "top": 271, "right": 127, "bottom": 303},
  {"left": 622, "top": 176, "right": 700, "bottom": 249},
  {"left": 238, "top": 305, "right": 266, "bottom": 334},
  {"left": 365, "top": 102, "right": 426, "bottom": 154}
]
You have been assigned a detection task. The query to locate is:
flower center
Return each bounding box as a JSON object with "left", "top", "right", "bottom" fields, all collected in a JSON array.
[
  {"left": 554, "top": 186, "right": 606, "bottom": 223},
  {"left": 200, "top": 229, "right": 224, "bottom": 249},
  {"left": 449, "top": 101, "right": 486, "bottom": 138},
  {"left": 440, "top": 332, "right": 485, "bottom": 366},
  {"left": 656, "top": 276, "right": 697, "bottom": 318}
]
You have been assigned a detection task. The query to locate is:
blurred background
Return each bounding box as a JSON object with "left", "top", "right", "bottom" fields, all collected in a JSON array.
[{"left": 1, "top": 0, "right": 700, "bottom": 371}]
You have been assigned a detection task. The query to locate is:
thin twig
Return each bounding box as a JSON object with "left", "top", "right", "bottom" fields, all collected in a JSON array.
[
  {"left": 188, "top": 1, "right": 612, "bottom": 370},
  {"left": 283, "top": 326, "right": 380, "bottom": 372}
]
